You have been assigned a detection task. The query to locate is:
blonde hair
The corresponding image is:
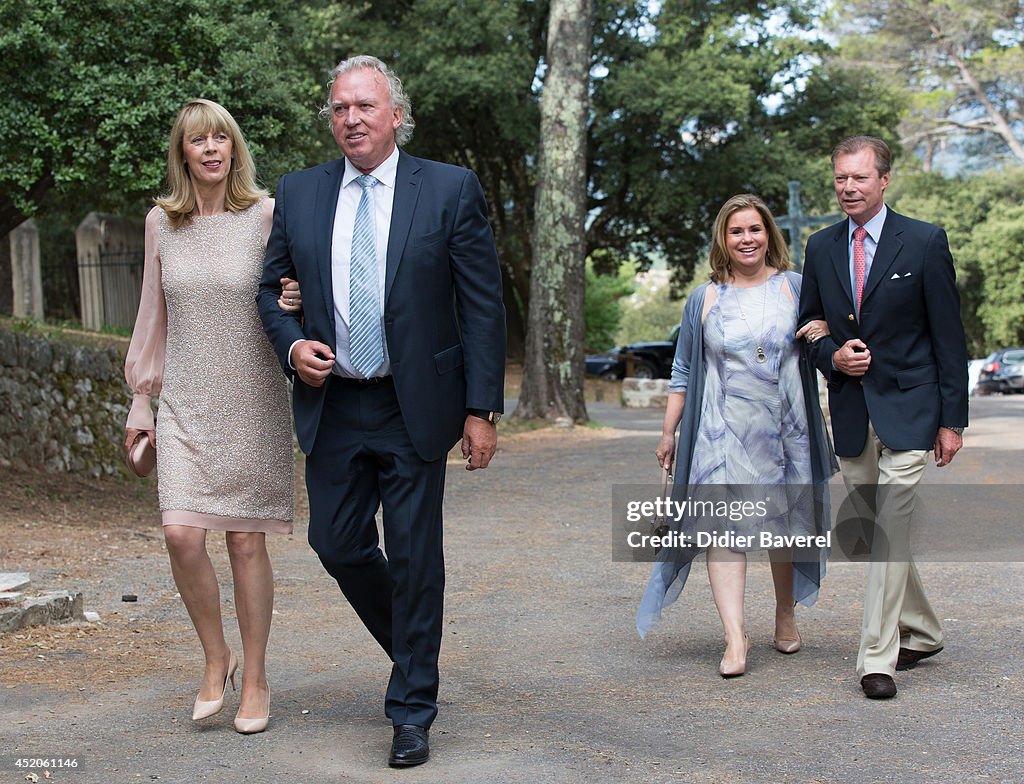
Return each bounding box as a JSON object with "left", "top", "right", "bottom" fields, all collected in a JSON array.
[
  {"left": 708, "top": 194, "right": 790, "bottom": 284},
  {"left": 156, "top": 99, "right": 266, "bottom": 229}
]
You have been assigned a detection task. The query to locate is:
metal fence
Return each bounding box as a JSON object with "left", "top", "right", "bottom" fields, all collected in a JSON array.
[
  {"left": 78, "top": 249, "right": 143, "bottom": 331},
  {"left": 40, "top": 251, "right": 81, "bottom": 321}
]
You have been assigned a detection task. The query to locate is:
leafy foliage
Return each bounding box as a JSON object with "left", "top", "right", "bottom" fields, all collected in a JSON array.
[
  {"left": 587, "top": 0, "right": 903, "bottom": 288},
  {"left": 890, "top": 167, "right": 1024, "bottom": 353},
  {"left": 616, "top": 271, "right": 685, "bottom": 344},
  {"left": 584, "top": 263, "right": 635, "bottom": 351},
  {"left": 0, "top": 0, "right": 324, "bottom": 236}
]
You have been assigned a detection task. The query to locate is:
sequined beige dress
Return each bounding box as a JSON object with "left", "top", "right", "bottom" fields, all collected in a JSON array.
[{"left": 125, "top": 201, "right": 293, "bottom": 533}]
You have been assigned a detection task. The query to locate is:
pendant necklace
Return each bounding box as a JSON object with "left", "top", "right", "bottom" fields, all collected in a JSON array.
[{"left": 733, "top": 267, "right": 774, "bottom": 364}]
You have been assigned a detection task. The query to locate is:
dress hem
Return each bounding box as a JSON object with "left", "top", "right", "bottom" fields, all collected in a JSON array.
[{"left": 161, "top": 509, "right": 293, "bottom": 534}]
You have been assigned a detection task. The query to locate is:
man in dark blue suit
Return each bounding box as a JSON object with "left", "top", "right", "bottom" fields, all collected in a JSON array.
[
  {"left": 258, "top": 55, "right": 505, "bottom": 765},
  {"left": 798, "top": 136, "right": 968, "bottom": 700}
]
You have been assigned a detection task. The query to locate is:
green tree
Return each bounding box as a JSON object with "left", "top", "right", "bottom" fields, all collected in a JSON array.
[
  {"left": 890, "top": 167, "right": 1024, "bottom": 353},
  {"left": 965, "top": 204, "right": 1024, "bottom": 349},
  {"left": 585, "top": 263, "right": 636, "bottom": 351},
  {"left": 0, "top": 0, "right": 323, "bottom": 237},
  {"left": 587, "top": 0, "right": 904, "bottom": 289},
  {"left": 831, "top": 0, "right": 1024, "bottom": 169},
  {"left": 616, "top": 272, "right": 683, "bottom": 344}
]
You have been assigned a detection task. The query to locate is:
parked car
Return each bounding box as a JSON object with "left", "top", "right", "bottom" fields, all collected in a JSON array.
[
  {"left": 585, "top": 326, "right": 680, "bottom": 380},
  {"left": 975, "top": 347, "right": 1024, "bottom": 394}
]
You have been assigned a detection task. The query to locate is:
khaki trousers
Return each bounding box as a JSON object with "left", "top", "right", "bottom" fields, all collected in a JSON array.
[{"left": 840, "top": 423, "right": 944, "bottom": 676}]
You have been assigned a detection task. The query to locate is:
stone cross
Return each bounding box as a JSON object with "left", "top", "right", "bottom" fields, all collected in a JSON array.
[{"left": 775, "top": 180, "right": 842, "bottom": 272}]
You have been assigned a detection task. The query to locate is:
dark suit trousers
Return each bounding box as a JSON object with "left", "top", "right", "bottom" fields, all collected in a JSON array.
[{"left": 305, "top": 377, "right": 446, "bottom": 729}]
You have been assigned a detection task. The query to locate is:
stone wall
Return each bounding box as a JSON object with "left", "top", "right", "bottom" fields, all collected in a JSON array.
[{"left": 0, "top": 324, "right": 132, "bottom": 477}]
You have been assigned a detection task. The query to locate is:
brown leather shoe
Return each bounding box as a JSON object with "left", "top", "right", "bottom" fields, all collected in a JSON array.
[
  {"left": 861, "top": 673, "right": 897, "bottom": 699},
  {"left": 896, "top": 645, "right": 943, "bottom": 671}
]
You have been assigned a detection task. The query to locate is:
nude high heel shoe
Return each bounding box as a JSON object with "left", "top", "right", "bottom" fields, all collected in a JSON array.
[
  {"left": 774, "top": 615, "right": 802, "bottom": 654},
  {"left": 234, "top": 685, "right": 270, "bottom": 735},
  {"left": 192, "top": 651, "right": 238, "bottom": 721},
  {"left": 719, "top": 635, "right": 751, "bottom": 678},
  {"left": 773, "top": 634, "right": 802, "bottom": 654}
]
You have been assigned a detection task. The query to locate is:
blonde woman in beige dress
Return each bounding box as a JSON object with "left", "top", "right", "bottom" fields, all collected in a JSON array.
[{"left": 124, "top": 99, "right": 300, "bottom": 734}]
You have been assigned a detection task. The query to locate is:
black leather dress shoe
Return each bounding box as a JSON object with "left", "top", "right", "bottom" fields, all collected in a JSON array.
[
  {"left": 896, "top": 645, "right": 943, "bottom": 671},
  {"left": 861, "top": 673, "right": 897, "bottom": 699},
  {"left": 389, "top": 725, "right": 429, "bottom": 767}
]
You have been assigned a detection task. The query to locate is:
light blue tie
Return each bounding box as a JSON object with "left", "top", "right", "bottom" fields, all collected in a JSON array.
[{"left": 349, "top": 174, "right": 383, "bottom": 378}]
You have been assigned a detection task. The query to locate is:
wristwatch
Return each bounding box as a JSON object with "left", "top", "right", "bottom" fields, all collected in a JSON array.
[
  {"left": 467, "top": 408, "right": 501, "bottom": 424},
  {"left": 944, "top": 426, "right": 964, "bottom": 435}
]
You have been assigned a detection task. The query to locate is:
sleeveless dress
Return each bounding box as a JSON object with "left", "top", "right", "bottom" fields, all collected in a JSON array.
[
  {"left": 683, "top": 274, "right": 815, "bottom": 542},
  {"left": 636, "top": 273, "right": 836, "bottom": 638},
  {"left": 125, "top": 202, "right": 293, "bottom": 533}
]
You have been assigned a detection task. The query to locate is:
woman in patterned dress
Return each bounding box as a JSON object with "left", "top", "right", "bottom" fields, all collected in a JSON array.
[
  {"left": 637, "top": 194, "right": 837, "bottom": 677},
  {"left": 124, "top": 100, "right": 299, "bottom": 733}
]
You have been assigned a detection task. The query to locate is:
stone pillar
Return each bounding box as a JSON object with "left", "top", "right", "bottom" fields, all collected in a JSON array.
[
  {"left": 9, "top": 219, "right": 44, "bottom": 320},
  {"left": 97, "top": 216, "right": 145, "bottom": 330},
  {"left": 76, "top": 212, "right": 104, "bottom": 331},
  {"left": 75, "top": 213, "right": 144, "bottom": 332}
]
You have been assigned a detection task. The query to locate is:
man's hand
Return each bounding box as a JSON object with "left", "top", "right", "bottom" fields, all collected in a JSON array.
[
  {"left": 833, "top": 339, "right": 871, "bottom": 377},
  {"left": 292, "top": 340, "right": 335, "bottom": 387},
  {"left": 462, "top": 415, "right": 497, "bottom": 471},
  {"left": 934, "top": 427, "right": 963, "bottom": 467}
]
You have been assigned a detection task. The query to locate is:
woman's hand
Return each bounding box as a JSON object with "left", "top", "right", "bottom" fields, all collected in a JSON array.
[
  {"left": 795, "top": 319, "right": 830, "bottom": 343},
  {"left": 655, "top": 433, "right": 676, "bottom": 472},
  {"left": 278, "top": 277, "right": 302, "bottom": 313},
  {"left": 124, "top": 428, "right": 156, "bottom": 453}
]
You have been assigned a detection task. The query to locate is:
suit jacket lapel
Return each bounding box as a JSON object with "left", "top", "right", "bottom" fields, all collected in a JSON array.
[
  {"left": 829, "top": 221, "right": 854, "bottom": 308},
  {"left": 862, "top": 210, "right": 904, "bottom": 306},
  {"left": 315, "top": 159, "right": 344, "bottom": 327},
  {"left": 385, "top": 152, "right": 423, "bottom": 306}
]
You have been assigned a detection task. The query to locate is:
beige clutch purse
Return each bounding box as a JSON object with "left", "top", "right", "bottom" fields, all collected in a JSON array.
[{"left": 126, "top": 435, "right": 156, "bottom": 478}]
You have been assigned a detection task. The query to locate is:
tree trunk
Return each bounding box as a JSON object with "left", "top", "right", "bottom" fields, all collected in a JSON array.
[{"left": 514, "top": 0, "right": 593, "bottom": 422}]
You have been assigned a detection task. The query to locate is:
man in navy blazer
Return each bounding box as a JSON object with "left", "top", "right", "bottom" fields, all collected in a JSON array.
[
  {"left": 258, "top": 55, "right": 505, "bottom": 765},
  {"left": 798, "top": 136, "right": 968, "bottom": 700}
]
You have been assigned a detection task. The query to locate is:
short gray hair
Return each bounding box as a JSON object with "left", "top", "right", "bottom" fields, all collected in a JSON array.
[{"left": 318, "top": 55, "right": 415, "bottom": 147}]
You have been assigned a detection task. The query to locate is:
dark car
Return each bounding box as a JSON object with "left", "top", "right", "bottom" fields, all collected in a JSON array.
[
  {"left": 585, "top": 326, "right": 680, "bottom": 380},
  {"left": 975, "top": 347, "right": 1024, "bottom": 394}
]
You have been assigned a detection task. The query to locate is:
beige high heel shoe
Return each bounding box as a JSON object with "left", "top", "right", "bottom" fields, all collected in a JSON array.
[
  {"left": 192, "top": 651, "right": 238, "bottom": 721},
  {"left": 774, "top": 614, "right": 802, "bottom": 653},
  {"left": 233, "top": 685, "right": 270, "bottom": 735},
  {"left": 773, "top": 634, "right": 802, "bottom": 654},
  {"left": 719, "top": 634, "right": 751, "bottom": 678}
]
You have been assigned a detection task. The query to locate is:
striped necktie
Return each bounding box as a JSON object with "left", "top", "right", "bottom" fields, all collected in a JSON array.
[{"left": 349, "top": 174, "right": 383, "bottom": 378}]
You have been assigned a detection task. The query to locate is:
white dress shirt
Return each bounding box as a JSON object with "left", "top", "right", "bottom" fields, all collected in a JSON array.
[
  {"left": 288, "top": 146, "right": 399, "bottom": 377},
  {"left": 330, "top": 147, "right": 398, "bottom": 378}
]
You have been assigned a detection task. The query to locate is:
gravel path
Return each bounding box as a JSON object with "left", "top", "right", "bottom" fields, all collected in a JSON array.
[{"left": 1, "top": 396, "right": 1022, "bottom": 784}]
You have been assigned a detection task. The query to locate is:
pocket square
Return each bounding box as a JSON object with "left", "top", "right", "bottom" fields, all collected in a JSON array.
[
  {"left": 891, "top": 272, "right": 900, "bottom": 279},
  {"left": 904, "top": 272, "right": 912, "bottom": 277}
]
